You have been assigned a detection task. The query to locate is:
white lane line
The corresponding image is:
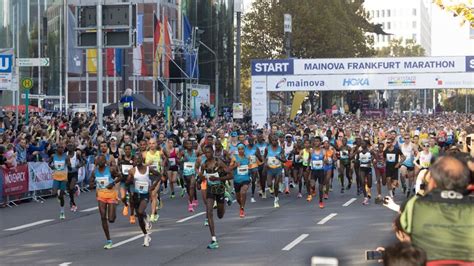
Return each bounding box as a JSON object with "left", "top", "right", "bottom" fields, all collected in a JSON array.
[
  {"left": 80, "top": 206, "right": 98, "bottom": 212},
  {"left": 4, "top": 219, "right": 55, "bottom": 231},
  {"left": 282, "top": 234, "right": 309, "bottom": 251},
  {"left": 342, "top": 198, "right": 357, "bottom": 207},
  {"left": 59, "top": 262, "right": 72, "bottom": 266},
  {"left": 176, "top": 212, "right": 206, "bottom": 223},
  {"left": 317, "top": 213, "right": 338, "bottom": 225},
  {"left": 111, "top": 234, "right": 144, "bottom": 248}
]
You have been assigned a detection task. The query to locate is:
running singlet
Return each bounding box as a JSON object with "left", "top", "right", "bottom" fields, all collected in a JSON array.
[
  {"left": 52, "top": 154, "right": 67, "bottom": 181},
  {"left": 401, "top": 144, "right": 415, "bottom": 167},
  {"left": 419, "top": 152, "right": 432, "bottom": 169},
  {"left": 311, "top": 150, "right": 325, "bottom": 171},
  {"left": 133, "top": 166, "right": 151, "bottom": 194},
  {"left": 429, "top": 146, "right": 440, "bottom": 159},
  {"left": 339, "top": 148, "right": 350, "bottom": 165},
  {"left": 204, "top": 168, "right": 221, "bottom": 186},
  {"left": 233, "top": 155, "right": 250, "bottom": 184},
  {"left": 256, "top": 143, "right": 268, "bottom": 158},
  {"left": 228, "top": 143, "right": 239, "bottom": 156},
  {"left": 359, "top": 151, "right": 372, "bottom": 168},
  {"left": 302, "top": 149, "right": 310, "bottom": 167},
  {"left": 245, "top": 146, "right": 258, "bottom": 169},
  {"left": 183, "top": 150, "right": 197, "bottom": 176},
  {"left": 168, "top": 148, "right": 178, "bottom": 168},
  {"left": 284, "top": 142, "right": 294, "bottom": 160},
  {"left": 95, "top": 167, "right": 114, "bottom": 190},
  {"left": 267, "top": 146, "right": 282, "bottom": 169},
  {"left": 145, "top": 150, "right": 162, "bottom": 172},
  {"left": 120, "top": 157, "right": 134, "bottom": 177}
]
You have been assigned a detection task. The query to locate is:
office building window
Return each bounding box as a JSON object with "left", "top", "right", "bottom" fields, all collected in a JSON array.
[
  {"left": 413, "top": 21, "right": 417, "bottom": 28},
  {"left": 376, "top": 10, "right": 379, "bottom": 17},
  {"left": 413, "top": 8, "right": 417, "bottom": 16},
  {"left": 387, "top": 35, "right": 391, "bottom": 42},
  {"left": 412, "top": 33, "right": 417, "bottom": 41},
  {"left": 381, "top": 10, "right": 385, "bottom": 17},
  {"left": 387, "top": 22, "right": 391, "bottom": 30},
  {"left": 387, "top": 9, "right": 391, "bottom": 17}
]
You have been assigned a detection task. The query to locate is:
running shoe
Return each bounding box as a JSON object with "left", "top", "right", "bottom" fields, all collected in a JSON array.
[
  {"left": 268, "top": 186, "right": 274, "bottom": 195},
  {"left": 129, "top": 215, "right": 136, "bottom": 224},
  {"left": 389, "top": 190, "right": 394, "bottom": 198},
  {"left": 170, "top": 193, "right": 176, "bottom": 199},
  {"left": 356, "top": 187, "right": 361, "bottom": 196},
  {"left": 329, "top": 185, "right": 333, "bottom": 192},
  {"left": 204, "top": 219, "right": 209, "bottom": 226},
  {"left": 180, "top": 188, "right": 186, "bottom": 198},
  {"left": 192, "top": 199, "right": 199, "bottom": 207},
  {"left": 251, "top": 197, "right": 256, "bottom": 203},
  {"left": 306, "top": 195, "right": 313, "bottom": 202},
  {"left": 367, "top": 190, "right": 372, "bottom": 199},
  {"left": 60, "top": 212, "right": 65, "bottom": 220},
  {"left": 363, "top": 197, "right": 369, "bottom": 205},
  {"left": 319, "top": 201, "right": 325, "bottom": 209},
  {"left": 150, "top": 214, "right": 159, "bottom": 223},
  {"left": 284, "top": 188, "right": 290, "bottom": 195},
  {"left": 258, "top": 190, "right": 263, "bottom": 197},
  {"left": 207, "top": 241, "right": 219, "bottom": 249},
  {"left": 213, "top": 201, "right": 217, "bottom": 209},
  {"left": 262, "top": 191, "right": 267, "bottom": 199},
  {"left": 224, "top": 191, "right": 233, "bottom": 206},
  {"left": 340, "top": 188, "right": 345, "bottom": 193},
  {"left": 290, "top": 182, "right": 295, "bottom": 188},
  {"left": 75, "top": 185, "right": 81, "bottom": 197},
  {"left": 297, "top": 193, "right": 302, "bottom": 198},
  {"left": 239, "top": 208, "right": 245, "bottom": 218},
  {"left": 274, "top": 201, "right": 280, "bottom": 208},
  {"left": 71, "top": 205, "right": 77, "bottom": 212},
  {"left": 143, "top": 234, "right": 151, "bottom": 247},
  {"left": 323, "top": 193, "right": 329, "bottom": 200},
  {"left": 188, "top": 203, "right": 194, "bottom": 212},
  {"left": 104, "top": 240, "right": 113, "bottom": 250},
  {"left": 375, "top": 195, "right": 382, "bottom": 204},
  {"left": 346, "top": 182, "right": 352, "bottom": 190},
  {"left": 122, "top": 206, "right": 129, "bottom": 216}
]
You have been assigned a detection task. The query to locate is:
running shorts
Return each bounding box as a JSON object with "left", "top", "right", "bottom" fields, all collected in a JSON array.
[
  {"left": 53, "top": 180, "right": 67, "bottom": 191},
  {"left": 267, "top": 167, "right": 282, "bottom": 178},
  {"left": 234, "top": 181, "right": 250, "bottom": 194},
  {"left": 311, "top": 170, "right": 325, "bottom": 184},
  {"left": 206, "top": 185, "right": 225, "bottom": 203},
  {"left": 97, "top": 189, "right": 118, "bottom": 204}
]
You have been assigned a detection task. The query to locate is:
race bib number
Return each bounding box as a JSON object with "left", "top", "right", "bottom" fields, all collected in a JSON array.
[
  {"left": 340, "top": 151, "right": 349, "bottom": 160},
  {"left": 169, "top": 158, "right": 176, "bottom": 166},
  {"left": 96, "top": 176, "right": 109, "bottom": 189},
  {"left": 205, "top": 172, "right": 220, "bottom": 182},
  {"left": 237, "top": 165, "right": 249, "bottom": 176},
  {"left": 311, "top": 160, "right": 323, "bottom": 169},
  {"left": 258, "top": 147, "right": 266, "bottom": 156},
  {"left": 55, "top": 161, "right": 65, "bottom": 171},
  {"left": 294, "top": 155, "right": 301, "bottom": 163},
  {"left": 249, "top": 155, "right": 257, "bottom": 164},
  {"left": 121, "top": 164, "right": 133, "bottom": 175},
  {"left": 123, "top": 102, "right": 130, "bottom": 108},
  {"left": 135, "top": 180, "right": 149, "bottom": 193},
  {"left": 183, "top": 162, "right": 195, "bottom": 175},
  {"left": 386, "top": 154, "right": 396, "bottom": 163},
  {"left": 70, "top": 157, "right": 78, "bottom": 169},
  {"left": 267, "top": 157, "right": 280, "bottom": 167},
  {"left": 327, "top": 158, "right": 333, "bottom": 164},
  {"left": 376, "top": 162, "right": 385, "bottom": 168}
]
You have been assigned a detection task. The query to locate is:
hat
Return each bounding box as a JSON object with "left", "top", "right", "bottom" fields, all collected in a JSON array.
[
  {"left": 230, "top": 132, "right": 238, "bottom": 137},
  {"left": 285, "top": 134, "right": 292, "bottom": 138},
  {"left": 322, "top": 136, "right": 329, "bottom": 142},
  {"left": 173, "top": 129, "right": 179, "bottom": 135},
  {"left": 111, "top": 136, "right": 117, "bottom": 141}
]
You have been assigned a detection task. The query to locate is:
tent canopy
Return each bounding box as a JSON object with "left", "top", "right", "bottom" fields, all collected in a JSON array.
[{"left": 104, "top": 94, "right": 162, "bottom": 115}]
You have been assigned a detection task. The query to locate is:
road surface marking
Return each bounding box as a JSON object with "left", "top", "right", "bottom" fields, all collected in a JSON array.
[
  {"left": 4, "top": 219, "right": 54, "bottom": 231},
  {"left": 80, "top": 206, "right": 98, "bottom": 212},
  {"left": 176, "top": 212, "right": 205, "bottom": 223},
  {"left": 282, "top": 234, "right": 309, "bottom": 251},
  {"left": 317, "top": 213, "right": 338, "bottom": 225},
  {"left": 112, "top": 234, "right": 144, "bottom": 248},
  {"left": 59, "top": 262, "right": 72, "bottom": 266},
  {"left": 342, "top": 198, "right": 357, "bottom": 207}
]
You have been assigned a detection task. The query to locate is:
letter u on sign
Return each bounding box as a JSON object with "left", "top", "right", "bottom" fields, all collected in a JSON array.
[{"left": 0, "top": 55, "right": 13, "bottom": 73}]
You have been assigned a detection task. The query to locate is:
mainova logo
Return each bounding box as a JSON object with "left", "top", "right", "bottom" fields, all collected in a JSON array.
[
  {"left": 275, "top": 78, "right": 287, "bottom": 89},
  {"left": 0, "top": 55, "right": 13, "bottom": 73},
  {"left": 343, "top": 78, "right": 369, "bottom": 86},
  {"left": 251, "top": 59, "right": 294, "bottom": 76}
]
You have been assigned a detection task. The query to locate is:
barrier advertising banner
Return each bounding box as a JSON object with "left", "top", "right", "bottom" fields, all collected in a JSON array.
[
  {"left": 28, "top": 162, "right": 53, "bottom": 192},
  {"left": 2, "top": 164, "right": 29, "bottom": 196}
]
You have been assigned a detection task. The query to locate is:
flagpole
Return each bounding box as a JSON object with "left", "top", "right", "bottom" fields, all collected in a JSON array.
[
  {"left": 64, "top": 0, "right": 69, "bottom": 113},
  {"left": 113, "top": 66, "right": 117, "bottom": 103},
  {"left": 106, "top": 51, "right": 109, "bottom": 104},
  {"left": 153, "top": 11, "right": 156, "bottom": 105}
]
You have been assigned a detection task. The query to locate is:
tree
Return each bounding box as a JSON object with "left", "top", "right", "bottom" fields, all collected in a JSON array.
[
  {"left": 434, "top": 0, "right": 474, "bottom": 27},
  {"left": 377, "top": 38, "right": 425, "bottom": 111},
  {"left": 241, "top": 0, "right": 376, "bottom": 111}
]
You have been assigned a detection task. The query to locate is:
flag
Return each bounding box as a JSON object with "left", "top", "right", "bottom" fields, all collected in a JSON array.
[
  {"left": 67, "top": 8, "right": 82, "bottom": 74},
  {"left": 86, "top": 49, "right": 97, "bottom": 74},
  {"left": 106, "top": 49, "right": 123, "bottom": 76},
  {"left": 153, "top": 14, "right": 161, "bottom": 79},
  {"left": 163, "top": 16, "right": 172, "bottom": 78},
  {"left": 133, "top": 14, "right": 146, "bottom": 76},
  {"left": 183, "top": 15, "right": 199, "bottom": 78}
]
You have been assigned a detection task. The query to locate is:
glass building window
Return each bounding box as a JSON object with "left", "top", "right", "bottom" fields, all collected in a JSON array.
[
  {"left": 387, "top": 22, "right": 391, "bottom": 29},
  {"left": 413, "top": 21, "right": 417, "bottom": 28},
  {"left": 413, "top": 8, "right": 417, "bottom": 16},
  {"left": 387, "top": 9, "right": 391, "bottom": 17},
  {"left": 376, "top": 10, "right": 379, "bottom": 17},
  {"left": 381, "top": 10, "right": 385, "bottom": 17},
  {"left": 412, "top": 33, "right": 417, "bottom": 41}
]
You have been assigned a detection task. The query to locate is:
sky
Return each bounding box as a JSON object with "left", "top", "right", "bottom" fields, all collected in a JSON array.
[{"left": 242, "top": 0, "right": 474, "bottom": 56}]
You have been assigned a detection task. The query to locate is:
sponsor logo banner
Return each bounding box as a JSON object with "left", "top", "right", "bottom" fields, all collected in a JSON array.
[
  {"left": 2, "top": 164, "right": 29, "bottom": 197},
  {"left": 28, "top": 162, "right": 53, "bottom": 191}
]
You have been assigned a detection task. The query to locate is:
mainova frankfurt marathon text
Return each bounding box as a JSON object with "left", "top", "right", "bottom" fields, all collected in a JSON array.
[{"left": 304, "top": 60, "right": 456, "bottom": 70}]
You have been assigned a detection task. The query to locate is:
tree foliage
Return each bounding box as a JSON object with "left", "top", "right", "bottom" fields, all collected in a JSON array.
[
  {"left": 434, "top": 0, "right": 474, "bottom": 27},
  {"left": 241, "top": 0, "right": 376, "bottom": 109}
]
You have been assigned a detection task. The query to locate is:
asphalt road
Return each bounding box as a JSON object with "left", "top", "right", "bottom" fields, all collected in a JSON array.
[{"left": 0, "top": 177, "right": 400, "bottom": 266}]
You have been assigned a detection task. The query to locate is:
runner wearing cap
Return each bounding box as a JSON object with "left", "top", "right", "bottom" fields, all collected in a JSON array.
[
  {"left": 228, "top": 132, "right": 240, "bottom": 156},
  {"left": 283, "top": 134, "right": 294, "bottom": 195},
  {"left": 245, "top": 135, "right": 259, "bottom": 203},
  {"left": 264, "top": 135, "right": 286, "bottom": 208}
]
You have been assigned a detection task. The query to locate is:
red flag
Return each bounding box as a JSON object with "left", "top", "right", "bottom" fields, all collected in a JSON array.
[
  {"left": 153, "top": 14, "right": 161, "bottom": 78},
  {"left": 106, "top": 48, "right": 115, "bottom": 76}
]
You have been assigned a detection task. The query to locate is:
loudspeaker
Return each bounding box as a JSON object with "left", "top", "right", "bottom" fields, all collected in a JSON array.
[{"left": 169, "top": 55, "right": 185, "bottom": 83}]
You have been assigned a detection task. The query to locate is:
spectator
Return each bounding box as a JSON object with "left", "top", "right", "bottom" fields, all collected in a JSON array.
[
  {"left": 120, "top": 88, "right": 134, "bottom": 123},
  {"left": 15, "top": 137, "right": 27, "bottom": 164},
  {"left": 382, "top": 242, "right": 427, "bottom": 266},
  {"left": 400, "top": 156, "right": 473, "bottom": 262}
]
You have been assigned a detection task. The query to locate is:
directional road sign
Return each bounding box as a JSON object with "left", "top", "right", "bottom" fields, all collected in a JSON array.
[{"left": 16, "top": 58, "right": 50, "bottom": 67}]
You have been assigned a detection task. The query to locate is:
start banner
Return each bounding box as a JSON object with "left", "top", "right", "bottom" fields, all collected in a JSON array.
[
  {"left": 2, "top": 164, "right": 29, "bottom": 197},
  {"left": 28, "top": 162, "right": 53, "bottom": 191}
]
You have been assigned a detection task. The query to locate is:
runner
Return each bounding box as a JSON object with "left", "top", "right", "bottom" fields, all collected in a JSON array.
[
  {"left": 180, "top": 139, "right": 199, "bottom": 212},
  {"left": 89, "top": 154, "right": 122, "bottom": 249},
  {"left": 323, "top": 137, "right": 336, "bottom": 199},
  {"left": 351, "top": 136, "right": 363, "bottom": 195},
  {"left": 66, "top": 142, "right": 84, "bottom": 213},
  {"left": 119, "top": 144, "right": 136, "bottom": 224},
  {"left": 291, "top": 140, "right": 304, "bottom": 198},
  {"left": 400, "top": 134, "right": 416, "bottom": 197},
  {"left": 245, "top": 135, "right": 259, "bottom": 203},
  {"left": 255, "top": 130, "right": 268, "bottom": 198},
  {"left": 384, "top": 139, "right": 406, "bottom": 198},
  {"left": 126, "top": 154, "right": 162, "bottom": 247},
  {"left": 300, "top": 139, "right": 312, "bottom": 201},
  {"left": 198, "top": 145, "right": 233, "bottom": 249},
  {"left": 264, "top": 135, "right": 286, "bottom": 208},
  {"left": 163, "top": 138, "right": 180, "bottom": 199},
  {"left": 283, "top": 134, "right": 294, "bottom": 194},
  {"left": 373, "top": 142, "right": 386, "bottom": 203},
  {"left": 337, "top": 138, "right": 351, "bottom": 193},
  {"left": 309, "top": 137, "right": 326, "bottom": 209},
  {"left": 51, "top": 142, "right": 68, "bottom": 219},
  {"left": 144, "top": 138, "right": 164, "bottom": 223},
  {"left": 230, "top": 144, "right": 251, "bottom": 218},
  {"left": 356, "top": 140, "right": 375, "bottom": 205}
]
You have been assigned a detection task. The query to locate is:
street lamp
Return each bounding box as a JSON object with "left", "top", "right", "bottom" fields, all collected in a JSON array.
[{"left": 198, "top": 41, "right": 219, "bottom": 114}]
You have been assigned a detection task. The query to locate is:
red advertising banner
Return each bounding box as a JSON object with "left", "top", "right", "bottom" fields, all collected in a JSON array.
[{"left": 2, "top": 164, "right": 29, "bottom": 197}]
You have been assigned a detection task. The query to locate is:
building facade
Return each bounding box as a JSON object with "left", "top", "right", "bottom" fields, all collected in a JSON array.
[{"left": 364, "top": 0, "right": 432, "bottom": 55}]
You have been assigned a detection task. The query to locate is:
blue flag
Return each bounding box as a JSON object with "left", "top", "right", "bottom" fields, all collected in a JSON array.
[{"left": 183, "top": 15, "right": 199, "bottom": 79}]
